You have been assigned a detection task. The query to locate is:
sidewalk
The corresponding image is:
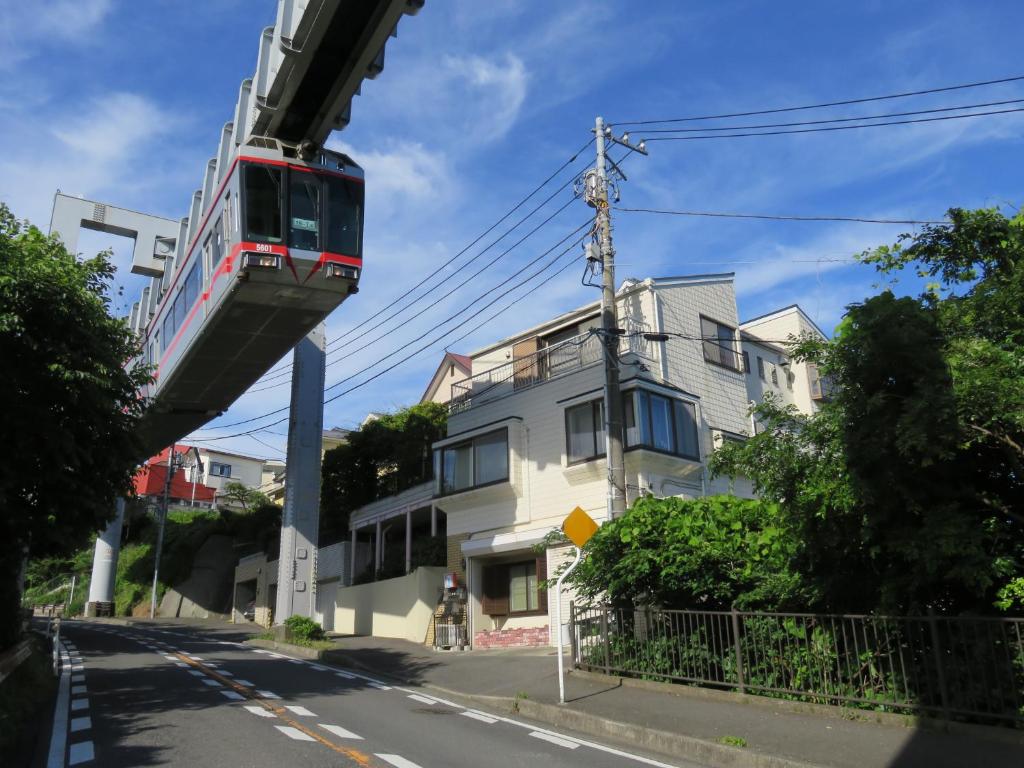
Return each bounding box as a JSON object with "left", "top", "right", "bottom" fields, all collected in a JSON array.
[{"left": 320, "top": 634, "right": 1024, "bottom": 768}]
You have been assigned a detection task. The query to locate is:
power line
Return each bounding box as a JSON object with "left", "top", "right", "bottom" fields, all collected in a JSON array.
[
  {"left": 613, "top": 206, "right": 944, "bottom": 225},
  {"left": 636, "top": 97, "right": 1024, "bottom": 134},
  {"left": 192, "top": 223, "right": 592, "bottom": 439},
  {"left": 258, "top": 137, "right": 595, "bottom": 381},
  {"left": 613, "top": 74, "right": 1024, "bottom": 127},
  {"left": 643, "top": 106, "right": 1024, "bottom": 142}
]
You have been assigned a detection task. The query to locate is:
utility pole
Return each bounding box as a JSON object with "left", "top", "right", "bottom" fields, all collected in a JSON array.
[
  {"left": 150, "top": 444, "right": 177, "bottom": 619},
  {"left": 588, "top": 116, "right": 647, "bottom": 520}
]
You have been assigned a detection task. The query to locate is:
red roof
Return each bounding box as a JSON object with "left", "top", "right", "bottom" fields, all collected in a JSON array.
[
  {"left": 134, "top": 446, "right": 216, "bottom": 503},
  {"left": 448, "top": 352, "right": 472, "bottom": 370}
]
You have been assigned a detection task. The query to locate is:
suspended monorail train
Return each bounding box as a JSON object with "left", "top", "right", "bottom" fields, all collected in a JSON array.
[{"left": 136, "top": 139, "right": 364, "bottom": 452}]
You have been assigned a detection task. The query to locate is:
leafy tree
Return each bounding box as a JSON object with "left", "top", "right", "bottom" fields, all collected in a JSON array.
[
  {"left": 0, "top": 204, "right": 150, "bottom": 646},
  {"left": 219, "top": 481, "right": 270, "bottom": 512},
  {"left": 714, "top": 206, "right": 1023, "bottom": 614},
  {"left": 566, "top": 495, "right": 810, "bottom": 610},
  {"left": 320, "top": 402, "right": 447, "bottom": 542}
]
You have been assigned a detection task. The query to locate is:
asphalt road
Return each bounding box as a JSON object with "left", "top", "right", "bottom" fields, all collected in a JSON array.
[{"left": 53, "top": 620, "right": 700, "bottom": 768}]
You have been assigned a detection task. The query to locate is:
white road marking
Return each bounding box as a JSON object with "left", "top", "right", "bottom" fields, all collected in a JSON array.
[
  {"left": 70, "top": 717, "right": 92, "bottom": 733},
  {"left": 174, "top": 662, "right": 189, "bottom": 668},
  {"left": 275, "top": 726, "right": 316, "bottom": 742},
  {"left": 71, "top": 674, "right": 85, "bottom": 683},
  {"left": 187, "top": 655, "right": 204, "bottom": 661},
  {"left": 376, "top": 755, "right": 423, "bottom": 768},
  {"left": 201, "top": 678, "right": 222, "bottom": 687},
  {"left": 220, "top": 690, "right": 245, "bottom": 700},
  {"left": 218, "top": 670, "right": 234, "bottom": 677},
  {"left": 71, "top": 665, "right": 84, "bottom": 671},
  {"left": 530, "top": 731, "right": 580, "bottom": 750},
  {"left": 252, "top": 649, "right": 272, "bottom": 655},
  {"left": 318, "top": 724, "right": 362, "bottom": 740},
  {"left": 460, "top": 710, "right": 498, "bottom": 724},
  {"left": 407, "top": 694, "right": 436, "bottom": 705},
  {"left": 474, "top": 709, "right": 683, "bottom": 768},
  {"left": 244, "top": 706, "right": 275, "bottom": 718},
  {"left": 70, "top": 658, "right": 83, "bottom": 664},
  {"left": 308, "top": 664, "right": 330, "bottom": 672},
  {"left": 235, "top": 679, "right": 255, "bottom": 686},
  {"left": 46, "top": 641, "right": 72, "bottom": 768},
  {"left": 368, "top": 682, "right": 391, "bottom": 690},
  {"left": 163, "top": 655, "right": 178, "bottom": 661},
  {"left": 188, "top": 670, "right": 205, "bottom": 677},
  {"left": 333, "top": 668, "right": 391, "bottom": 689},
  {"left": 284, "top": 705, "right": 316, "bottom": 717},
  {"left": 334, "top": 671, "right": 356, "bottom": 679},
  {"left": 71, "top": 698, "right": 89, "bottom": 711},
  {"left": 72, "top": 685, "right": 87, "bottom": 695},
  {"left": 68, "top": 741, "right": 95, "bottom": 765},
  {"left": 257, "top": 690, "right": 280, "bottom": 699},
  {"left": 286, "top": 659, "right": 303, "bottom": 665}
]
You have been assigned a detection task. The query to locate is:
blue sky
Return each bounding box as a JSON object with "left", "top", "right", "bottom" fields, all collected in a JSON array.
[{"left": 2, "top": 1, "right": 1022, "bottom": 462}]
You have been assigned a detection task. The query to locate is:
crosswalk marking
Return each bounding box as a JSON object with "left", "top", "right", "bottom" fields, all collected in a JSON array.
[
  {"left": 529, "top": 731, "right": 579, "bottom": 749},
  {"left": 407, "top": 694, "right": 435, "bottom": 705},
  {"left": 257, "top": 690, "right": 280, "bottom": 699},
  {"left": 70, "top": 717, "right": 92, "bottom": 733},
  {"left": 235, "top": 679, "right": 255, "bottom": 686},
  {"left": 220, "top": 690, "right": 245, "bottom": 700},
  {"left": 275, "top": 726, "right": 316, "bottom": 742},
  {"left": 318, "top": 724, "right": 363, "bottom": 740},
  {"left": 376, "top": 755, "right": 423, "bottom": 768},
  {"left": 71, "top": 699, "right": 89, "bottom": 712},
  {"left": 201, "top": 679, "right": 222, "bottom": 687},
  {"left": 68, "top": 741, "right": 94, "bottom": 765},
  {"left": 285, "top": 705, "right": 317, "bottom": 717},
  {"left": 460, "top": 710, "right": 498, "bottom": 724},
  {"left": 244, "top": 706, "right": 275, "bottom": 718}
]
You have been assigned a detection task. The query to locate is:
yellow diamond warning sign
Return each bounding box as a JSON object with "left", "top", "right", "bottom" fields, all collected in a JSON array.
[{"left": 562, "top": 506, "right": 599, "bottom": 548}]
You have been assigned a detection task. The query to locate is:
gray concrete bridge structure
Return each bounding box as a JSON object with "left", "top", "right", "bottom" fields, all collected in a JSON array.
[{"left": 49, "top": 0, "right": 424, "bottom": 619}]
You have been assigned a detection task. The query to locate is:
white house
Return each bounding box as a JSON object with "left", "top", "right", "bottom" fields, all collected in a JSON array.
[{"left": 343, "top": 274, "right": 828, "bottom": 649}]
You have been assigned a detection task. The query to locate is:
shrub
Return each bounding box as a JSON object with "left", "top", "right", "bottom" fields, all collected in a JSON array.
[{"left": 283, "top": 614, "right": 325, "bottom": 642}]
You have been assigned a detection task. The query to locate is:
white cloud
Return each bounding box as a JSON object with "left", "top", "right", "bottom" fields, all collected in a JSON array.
[
  {"left": 447, "top": 53, "right": 528, "bottom": 140},
  {"left": 328, "top": 138, "right": 450, "bottom": 203},
  {"left": 0, "top": 0, "right": 112, "bottom": 68}
]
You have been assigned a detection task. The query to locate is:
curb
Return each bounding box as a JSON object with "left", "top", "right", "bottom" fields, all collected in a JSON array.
[{"left": 245, "top": 637, "right": 326, "bottom": 660}]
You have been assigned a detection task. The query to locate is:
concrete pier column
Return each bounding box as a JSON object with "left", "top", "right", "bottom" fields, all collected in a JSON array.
[
  {"left": 405, "top": 509, "right": 412, "bottom": 574},
  {"left": 86, "top": 497, "right": 125, "bottom": 616}
]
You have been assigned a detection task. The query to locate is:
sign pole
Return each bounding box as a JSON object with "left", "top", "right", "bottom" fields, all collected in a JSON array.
[{"left": 556, "top": 545, "right": 582, "bottom": 705}]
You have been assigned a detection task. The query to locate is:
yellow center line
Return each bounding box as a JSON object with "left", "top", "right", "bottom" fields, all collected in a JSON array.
[{"left": 173, "top": 652, "right": 377, "bottom": 767}]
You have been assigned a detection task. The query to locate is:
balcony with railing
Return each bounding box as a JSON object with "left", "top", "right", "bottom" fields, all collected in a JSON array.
[{"left": 450, "top": 329, "right": 652, "bottom": 414}]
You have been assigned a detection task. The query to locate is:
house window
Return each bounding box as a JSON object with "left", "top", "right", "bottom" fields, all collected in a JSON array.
[
  {"left": 700, "top": 316, "right": 739, "bottom": 371},
  {"left": 623, "top": 390, "right": 700, "bottom": 460},
  {"left": 757, "top": 356, "right": 766, "bottom": 381},
  {"left": 435, "top": 428, "right": 509, "bottom": 495},
  {"left": 481, "top": 555, "right": 548, "bottom": 616},
  {"left": 770, "top": 364, "right": 779, "bottom": 386},
  {"left": 209, "top": 462, "right": 231, "bottom": 478},
  {"left": 742, "top": 350, "right": 750, "bottom": 374},
  {"left": 565, "top": 400, "right": 605, "bottom": 463}
]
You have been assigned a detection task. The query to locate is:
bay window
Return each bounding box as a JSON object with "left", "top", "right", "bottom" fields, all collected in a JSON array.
[{"left": 435, "top": 428, "right": 509, "bottom": 495}]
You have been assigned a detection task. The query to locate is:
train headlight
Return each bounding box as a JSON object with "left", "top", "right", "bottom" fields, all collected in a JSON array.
[
  {"left": 242, "top": 252, "right": 281, "bottom": 270},
  {"left": 326, "top": 263, "right": 359, "bottom": 280}
]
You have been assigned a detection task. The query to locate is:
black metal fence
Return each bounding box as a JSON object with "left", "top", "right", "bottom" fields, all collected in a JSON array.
[{"left": 570, "top": 604, "right": 1024, "bottom": 723}]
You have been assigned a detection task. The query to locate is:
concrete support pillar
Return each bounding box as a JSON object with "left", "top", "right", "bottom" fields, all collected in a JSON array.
[
  {"left": 350, "top": 528, "right": 357, "bottom": 585},
  {"left": 275, "top": 324, "right": 326, "bottom": 623},
  {"left": 405, "top": 509, "right": 412, "bottom": 574},
  {"left": 374, "top": 519, "right": 382, "bottom": 575},
  {"left": 86, "top": 497, "right": 126, "bottom": 615},
  {"left": 430, "top": 504, "right": 437, "bottom": 537}
]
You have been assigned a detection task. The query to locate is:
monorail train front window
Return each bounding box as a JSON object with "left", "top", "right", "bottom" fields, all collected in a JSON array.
[
  {"left": 289, "top": 176, "right": 321, "bottom": 251},
  {"left": 325, "top": 176, "right": 363, "bottom": 256},
  {"left": 243, "top": 165, "right": 283, "bottom": 244}
]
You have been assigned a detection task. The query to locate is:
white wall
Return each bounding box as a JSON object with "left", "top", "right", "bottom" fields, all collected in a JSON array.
[{"left": 334, "top": 567, "right": 445, "bottom": 642}]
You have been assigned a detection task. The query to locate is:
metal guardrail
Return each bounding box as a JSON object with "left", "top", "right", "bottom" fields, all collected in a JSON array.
[
  {"left": 450, "top": 329, "right": 652, "bottom": 414},
  {"left": 570, "top": 604, "right": 1024, "bottom": 722}
]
